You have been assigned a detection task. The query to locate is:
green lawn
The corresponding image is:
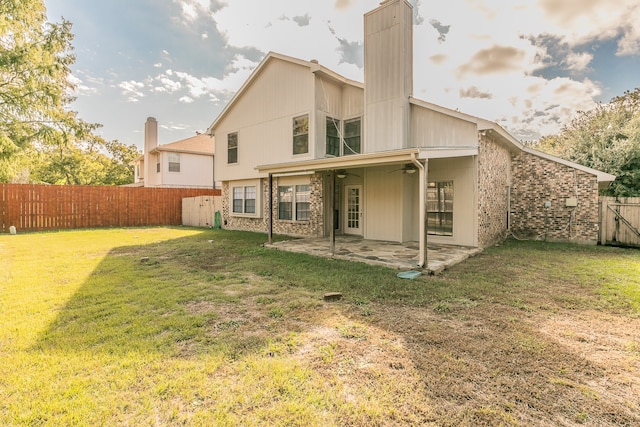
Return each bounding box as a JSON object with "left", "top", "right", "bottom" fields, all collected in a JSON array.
[{"left": 1, "top": 227, "right": 639, "bottom": 426}]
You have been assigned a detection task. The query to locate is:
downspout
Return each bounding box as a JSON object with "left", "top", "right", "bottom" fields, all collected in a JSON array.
[
  {"left": 410, "top": 153, "right": 426, "bottom": 268},
  {"left": 268, "top": 173, "right": 273, "bottom": 244}
]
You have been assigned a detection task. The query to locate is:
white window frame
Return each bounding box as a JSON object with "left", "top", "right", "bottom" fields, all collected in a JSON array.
[
  {"left": 343, "top": 116, "right": 362, "bottom": 156},
  {"left": 168, "top": 152, "right": 180, "bottom": 173},
  {"left": 277, "top": 179, "right": 311, "bottom": 222},
  {"left": 325, "top": 115, "right": 362, "bottom": 157},
  {"left": 427, "top": 181, "right": 454, "bottom": 236},
  {"left": 228, "top": 132, "right": 238, "bottom": 164},
  {"left": 292, "top": 114, "right": 309, "bottom": 155},
  {"left": 230, "top": 180, "right": 261, "bottom": 218}
]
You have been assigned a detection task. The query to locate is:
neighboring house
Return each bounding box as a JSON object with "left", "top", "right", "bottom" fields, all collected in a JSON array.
[
  {"left": 206, "top": 0, "right": 614, "bottom": 265},
  {"left": 132, "top": 117, "right": 217, "bottom": 188}
]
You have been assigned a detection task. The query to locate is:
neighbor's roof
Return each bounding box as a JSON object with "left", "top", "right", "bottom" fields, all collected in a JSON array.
[{"left": 150, "top": 133, "right": 215, "bottom": 156}]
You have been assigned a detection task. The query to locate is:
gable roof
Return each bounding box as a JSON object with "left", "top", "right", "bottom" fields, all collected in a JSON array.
[
  {"left": 150, "top": 133, "right": 214, "bottom": 156},
  {"left": 207, "top": 51, "right": 615, "bottom": 187},
  {"left": 206, "top": 52, "right": 362, "bottom": 134}
]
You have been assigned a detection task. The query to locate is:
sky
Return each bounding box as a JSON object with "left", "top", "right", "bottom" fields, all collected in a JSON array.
[{"left": 44, "top": 0, "right": 640, "bottom": 149}]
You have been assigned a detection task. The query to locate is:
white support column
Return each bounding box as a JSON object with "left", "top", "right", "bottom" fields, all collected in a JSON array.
[{"left": 411, "top": 153, "right": 427, "bottom": 268}]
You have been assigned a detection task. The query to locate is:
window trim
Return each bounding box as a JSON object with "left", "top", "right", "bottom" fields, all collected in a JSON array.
[
  {"left": 292, "top": 114, "right": 309, "bottom": 155},
  {"left": 278, "top": 183, "right": 311, "bottom": 222},
  {"left": 427, "top": 181, "right": 454, "bottom": 237},
  {"left": 230, "top": 181, "right": 261, "bottom": 218},
  {"left": 324, "top": 115, "right": 362, "bottom": 157},
  {"left": 343, "top": 116, "right": 362, "bottom": 156},
  {"left": 168, "top": 152, "right": 180, "bottom": 173},
  {"left": 227, "top": 132, "right": 238, "bottom": 164},
  {"left": 326, "top": 116, "right": 341, "bottom": 157}
]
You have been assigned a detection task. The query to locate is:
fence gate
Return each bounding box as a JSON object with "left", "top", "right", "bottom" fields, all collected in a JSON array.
[
  {"left": 182, "top": 195, "right": 222, "bottom": 228},
  {"left": 600, "top": 197, "right": 640, "bottom": 247}
]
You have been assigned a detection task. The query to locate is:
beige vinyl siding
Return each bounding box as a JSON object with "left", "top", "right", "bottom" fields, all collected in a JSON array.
[
  {"left": 427, "top": 157, "right": 477, "bottom": 247},
  {"left": 363, "top": 166, "right": 404, "bottom": 242},
  {"left": 314, "top": 77, "right": 365, "bottom": 159},
  {"left": 160, "top": 153, "right": 213, "bottom": 188},
  {"left": 342, "top": 85, "right": 364, "bottom": 118},
  {"left": 214, "top": 59, "right": 315, "bottom": 181},
  {"left": 410, "top": 105, "right": 478, "bottom": 148},
  {"left": 402, "top": 172, "right": 418, "bottom": 242},
  {"left": 364, "top": 0, "right": 413, "bottom": 153}
]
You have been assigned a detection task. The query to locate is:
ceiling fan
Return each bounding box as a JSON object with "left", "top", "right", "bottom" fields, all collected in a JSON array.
[
  {"left": 388, "top": 164, "right": 418, "bottom": 174},
  {"left": 335, "top": 169, "right": 360, "bottom": 179}
]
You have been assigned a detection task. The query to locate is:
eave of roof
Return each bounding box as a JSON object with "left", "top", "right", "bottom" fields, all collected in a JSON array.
[
  {"left": 149, "top": 134, "right": 214, "bottom": 156},
  {"left": 208, "top": 52, "right": 614, "bottom": 187},
  {"left": 207, "top": 52, "right": 362, "bottom": 135}
]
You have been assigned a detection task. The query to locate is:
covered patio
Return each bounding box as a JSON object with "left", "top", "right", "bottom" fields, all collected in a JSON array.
[{"left": 266, "top": 235, "right": 482, "bottom": 275}]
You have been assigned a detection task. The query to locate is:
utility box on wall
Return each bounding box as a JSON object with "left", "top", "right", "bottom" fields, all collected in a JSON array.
[{"left": 565, "top": 198, "right": 578, "bottom": 207}]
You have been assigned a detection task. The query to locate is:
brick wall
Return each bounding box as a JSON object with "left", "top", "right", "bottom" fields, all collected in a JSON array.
[
  {"left": 221, "top": 174, "right": 325, "bottom": 237},
  {"left": 220, "top": 182, "right": 267, "bottom": 232},
  {"left": 511, "top": 151, "right": 599, "bottom": 244},
  {"left": 271, "top": 174, "right": 324, "bottom": 237},
  {"left": 477, "top": 133, "right": 511, "bottom": 246}
]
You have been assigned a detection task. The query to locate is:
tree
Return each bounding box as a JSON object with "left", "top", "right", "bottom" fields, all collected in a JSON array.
[
  {"left": 537, "top": 88, "right": 640, "bottom": 197},
  {"left": 0, "top": 0, "right": 140, "bottom": 184}
]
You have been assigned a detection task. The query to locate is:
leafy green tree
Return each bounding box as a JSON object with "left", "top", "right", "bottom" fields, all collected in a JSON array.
[
  {"left": 537, "top": 88, "right": 640, "bottom": 197},
  {"left": 0, "top": 0, "right": 140, "bottom": 184}
]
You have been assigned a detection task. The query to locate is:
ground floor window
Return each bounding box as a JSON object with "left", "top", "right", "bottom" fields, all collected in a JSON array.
[
  {"left": 427, "top": 181, "right": 453, "bottom": 236},
  {"left": 232, "top": 185, "right": 256, "bottom": 214},
  {"left": 278, "top": 184, "right": 311, "bottom": 221}
]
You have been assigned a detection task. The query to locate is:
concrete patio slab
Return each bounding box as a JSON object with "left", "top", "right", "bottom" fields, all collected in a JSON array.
[{"left": 266, "top": 235, "right": 482, "bottom": 274}]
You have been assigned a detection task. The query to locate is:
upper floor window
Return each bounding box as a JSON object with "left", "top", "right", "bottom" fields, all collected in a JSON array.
[
  {"left": 326, "top": 117, "right": 340, "bottom": 157},
  {"left": 325, "top": 116, "right": 361, "bottom": 157},
  {"left": 168, "top": 152, "right": 180, "bottom": 172},
  {"left": 228, "top": 132, "right": 238, "bottom": 164},
  {"left": 293, "top": 115, "right": 309, "bottom": 155},
  {"left": 156, "top": 155, "right": 160, "bottom": 173},
  {"left": 343, "top": 117, "right": 361, "bottom": 156}
]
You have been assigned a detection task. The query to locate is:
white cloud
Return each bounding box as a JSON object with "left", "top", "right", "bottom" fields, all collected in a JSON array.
[
  {"left": 117, "top": 80, "right": 145, "bottom": 102},
  {"left": 157, "top": 75, "right": 182, "bottom": 92},
  {"left": 565, "top": 52, "right": 593, "bottom": 72},
  {"left": 105, "top": 1, "right": 640, "bottom": 142}
]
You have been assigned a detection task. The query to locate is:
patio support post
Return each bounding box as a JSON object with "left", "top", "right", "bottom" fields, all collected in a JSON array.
[
  {"left": 268, "top": 173, "right": 273, "bottom": 244},
  {"left": 329, "top": 171, "right": 335, "bottom": 254},
  {"left": 411, "top": 153, "right": 427, "bottom": 268}
]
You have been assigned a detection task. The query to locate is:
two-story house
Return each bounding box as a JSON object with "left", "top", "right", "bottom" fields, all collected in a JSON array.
[
  {"left": 132, "top": 117, "right": 217, "bottom": 189},
  {"left": 207, "top": 0, "right": 614, "bottom": 266}
]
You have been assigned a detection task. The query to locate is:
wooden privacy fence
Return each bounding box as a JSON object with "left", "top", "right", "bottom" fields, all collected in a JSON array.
[
  {"left": 0, "top": 184, "right": 221, "bottom": 233},
  {"left": 600, "top": 196, "right": 640, "bottom": 247}
]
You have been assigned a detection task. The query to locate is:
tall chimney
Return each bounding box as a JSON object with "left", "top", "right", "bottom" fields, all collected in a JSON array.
[
  {"left": 144, "top": 117, "right": 158, "bottom": 187},
  {"left": 364, "top": 0, "right": 413, "bottom": 153}
]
